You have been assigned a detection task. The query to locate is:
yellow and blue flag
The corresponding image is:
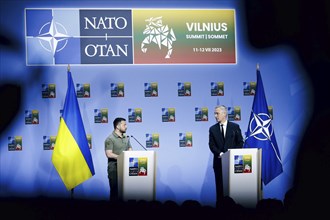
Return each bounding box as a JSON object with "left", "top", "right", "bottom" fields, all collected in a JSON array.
[
  {"left": 243, "top": 65, "right": 283, "bottom": 185},
  {"left": 52, "top": 70, "right": 95, "bottom": 190}
]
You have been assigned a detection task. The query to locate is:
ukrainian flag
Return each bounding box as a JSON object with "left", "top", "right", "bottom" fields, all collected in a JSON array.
[{"left": 52, "top": 70, "right": 95, "bottom": 190}]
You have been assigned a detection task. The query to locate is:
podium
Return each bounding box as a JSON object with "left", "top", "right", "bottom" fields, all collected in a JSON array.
[
  {"left": 222, "top": 148, "right": 262, "bottom": 208},
  {"left": 117, "top": 150, "right": 156, "bottom": 201}
]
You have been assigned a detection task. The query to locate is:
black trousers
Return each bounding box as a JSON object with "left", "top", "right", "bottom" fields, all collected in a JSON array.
[
  {"left": 214, "top": 162, "right": 224, "bottom": 205},
  {"left": 108, "top": 162, "right": 118, "bottom": 202}
]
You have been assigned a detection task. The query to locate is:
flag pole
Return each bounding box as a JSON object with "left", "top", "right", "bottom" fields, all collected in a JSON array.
[{"left": 68, "top": 64, "right": 70, "bottom": 72}]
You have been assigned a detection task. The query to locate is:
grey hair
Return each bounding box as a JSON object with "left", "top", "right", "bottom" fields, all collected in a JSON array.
[{"left": 215, "top": 105, "right": 227, "bottom": 115}]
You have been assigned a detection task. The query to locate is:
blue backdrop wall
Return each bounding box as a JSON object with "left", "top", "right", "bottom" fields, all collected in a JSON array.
[{"left": 0, "top": 0, "right": 313, "bottom": 207}]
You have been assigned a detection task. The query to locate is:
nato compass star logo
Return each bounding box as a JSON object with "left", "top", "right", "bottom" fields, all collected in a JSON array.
[
  {"left": 37, "top": 19, "right": 69, "bottom": 56},
  {"left": 248, "top": 112, "right": 273, "bottom": 141}
]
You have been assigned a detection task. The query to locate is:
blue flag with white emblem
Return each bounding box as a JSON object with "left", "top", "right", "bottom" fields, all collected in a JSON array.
[{"left": 243, "top": 65, "right": 283, "bottom": 185}]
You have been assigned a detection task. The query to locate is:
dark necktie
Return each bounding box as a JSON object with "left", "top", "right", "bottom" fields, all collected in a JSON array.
[{"left": 220, "top": 124, "right": 225, "bottom": 140}]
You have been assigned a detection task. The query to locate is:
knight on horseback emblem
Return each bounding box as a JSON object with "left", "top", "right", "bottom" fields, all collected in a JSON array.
[{"left": 141, "top": 16, "right": 176, "bottom": 58}]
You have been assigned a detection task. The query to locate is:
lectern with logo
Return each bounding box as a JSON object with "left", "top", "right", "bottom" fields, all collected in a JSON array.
[
  {"left": 222, "top": 148, "right": 262, "bottom": 208},
  {"left": 117, "top": 150, "right": 156, "bottom": 201}
]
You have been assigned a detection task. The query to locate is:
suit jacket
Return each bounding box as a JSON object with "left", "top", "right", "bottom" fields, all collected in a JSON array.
[{"left": 209, "top": 121, "right": 244, "bottom": 168}]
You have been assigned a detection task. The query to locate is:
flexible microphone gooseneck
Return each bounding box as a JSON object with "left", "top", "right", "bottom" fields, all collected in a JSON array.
[{"left": 130, "top": 135, "right": 148, "bottom": 151}]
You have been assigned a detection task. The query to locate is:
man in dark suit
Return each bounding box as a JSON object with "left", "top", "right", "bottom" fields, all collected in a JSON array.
[{"left": 209, "top": 105, "right": 244, "bottom": 207}]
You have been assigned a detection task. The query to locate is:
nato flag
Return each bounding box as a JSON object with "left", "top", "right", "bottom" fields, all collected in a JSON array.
[{"left": 243, "top": 64, "right": 283, "bottom": 185}]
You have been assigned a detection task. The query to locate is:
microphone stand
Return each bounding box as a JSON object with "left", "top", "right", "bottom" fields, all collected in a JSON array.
[{"left": 130, "top": 135, "right": 148, "bottom": 151}]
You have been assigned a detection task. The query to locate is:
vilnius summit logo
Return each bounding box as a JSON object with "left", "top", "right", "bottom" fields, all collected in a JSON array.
[{"left": 25, "top": 8, "right": 235, "bottom": 65}]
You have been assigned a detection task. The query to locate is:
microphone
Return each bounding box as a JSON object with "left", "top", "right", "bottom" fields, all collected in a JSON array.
[{"left": 130, "top": 135, "right": 148, "bottom": 151}]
